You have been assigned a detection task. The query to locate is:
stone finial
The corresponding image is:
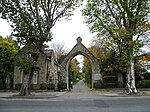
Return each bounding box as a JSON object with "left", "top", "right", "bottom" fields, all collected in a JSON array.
[{"left": 77, "top": 37, "right": 82, "bottom": 43}]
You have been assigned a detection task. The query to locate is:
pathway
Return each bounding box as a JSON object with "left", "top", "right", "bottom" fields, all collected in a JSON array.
[{"left": 71, "top": 80, "right": 90, "bottom": 92}]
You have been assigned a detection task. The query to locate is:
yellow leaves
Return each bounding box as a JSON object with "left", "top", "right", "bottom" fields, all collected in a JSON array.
[
  {"left": 0, "top": 37, "right": 18, "bottom": 55},
  {"left": 146, "top": 54, "right": 150, "bottom": 60},
  {"left": 0, "top": 37, "right": 16, "bottom": 50},
  {"left": 105, "top": 64, "right": 113, "bottom": 72},
  {"left": 70, "top": 59, "right": 80, "bottom": 74},
  {"left": 88, "top": 46, "right": 101, "bottom": 59},
  {"left": 83, "top": 57, "right": 91, "bottom": 69},
  {"left": 0, "top": 39, "right": 13, "bottom": 47},
  {"left": 105, "top": 63, "right": 127, "bottom": 73},
  {"left": 139, "top": 53, "right": 150, "bottom": 61}
]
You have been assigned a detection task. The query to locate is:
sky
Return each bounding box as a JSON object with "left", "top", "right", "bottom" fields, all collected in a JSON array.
[
  {"left": 49, "top": 2, "right": 94, "bottom": 66},
  {"left": 0, "top": 1, "right": 93, "bottom": 50},
  {"left": 0, "top": 0, "right": 93, "bottom": 66},
  {"left": 1, "top": 1, "right": 149, "bottom": 65},
  {"left": 51, "top": 7, "right": 94, "bottom": 50}
]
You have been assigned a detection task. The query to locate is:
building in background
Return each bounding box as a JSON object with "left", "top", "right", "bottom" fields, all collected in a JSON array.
[
  {"left": 138, "top": 52, "right": 150, "bottom": 80},
  {"left": 13, "top": 43, "right": 60, "bottom": 89}
]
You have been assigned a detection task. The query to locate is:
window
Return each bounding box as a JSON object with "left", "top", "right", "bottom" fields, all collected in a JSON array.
[{"left": 32, "top": 71, "right": 38, "bottom": 84}]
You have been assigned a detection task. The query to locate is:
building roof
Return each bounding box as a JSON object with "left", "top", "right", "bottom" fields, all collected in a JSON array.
[{"left": 43, "top": 49, "right": 53, "bottom": 57}]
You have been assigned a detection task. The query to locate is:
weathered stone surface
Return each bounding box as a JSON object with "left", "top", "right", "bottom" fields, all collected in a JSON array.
[
  {"left": 13, "top": 43, "right": 59, "bottom": 89},
  {"left": 60, "top": 37, "right": 102, "bottom": 89}
]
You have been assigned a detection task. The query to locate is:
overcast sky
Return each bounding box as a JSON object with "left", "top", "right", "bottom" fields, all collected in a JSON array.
[
  {"left": 0, "top": 0, "right": 93, "bottom": 66},
  {"left": 0, "top": 0, "right": 93, "bottom": 50},
  {"left": 1, "top": 1, "right": 148, "bottom": 65}
]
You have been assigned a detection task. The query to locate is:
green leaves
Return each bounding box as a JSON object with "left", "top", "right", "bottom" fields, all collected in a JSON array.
[
  {"left": 15, "top": 50, "right": 40, "bottom": 71},
  {"left": 0, "top": 0, "right": 83, "bottom": 46},
  {"left": 0, "top": 36, "right": 18, "bottom": 78},
  {"left": 83, "top": 0, "right": 149, "bottom": 64}
]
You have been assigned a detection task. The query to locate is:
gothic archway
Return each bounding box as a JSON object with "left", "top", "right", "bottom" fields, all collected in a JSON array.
[{"left": 60, "top": 37, "right": 102, "bottom": 89}]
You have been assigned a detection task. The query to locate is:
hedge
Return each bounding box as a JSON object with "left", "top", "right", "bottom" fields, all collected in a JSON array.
[
  {"left": 137, "top": 80, "right": 150, "bottom": 88},
  {"left": 15, "top": 84, "right": 22, "bottom": 90},
  {"left": 0, "top": 79, "right": 5, "bottom": 89},
  {"left": 40, "top": 83, "right": 49, "bottom": 90}
]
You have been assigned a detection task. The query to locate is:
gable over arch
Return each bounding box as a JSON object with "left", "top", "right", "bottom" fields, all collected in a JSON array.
[{"left": 60, "top": 37, "right": 102, "bottom": 89}]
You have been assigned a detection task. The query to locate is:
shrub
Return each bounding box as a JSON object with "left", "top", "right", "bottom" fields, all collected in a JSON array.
[
  {"left": 137, "top": 80, "right": 150, "bottom": 88},
  {"left": 40, "top": 83, "right": 49, "bottom": 90},
  {"left": 15, "top": 84, "right": 22, "bottom": 90},
  {"left": 0, "top": 79, "right": 5, "bottom": 89},
  {"left": 48, "top": 83, "right": 55, "bottom": 90},
  {"left": 94, "top": 81, "right": 119, "bottom": 88},
  {"left": 58, "top": 81, "right": 67, "bottom": 90},
  {"left": 94, "top": 81, "right": 105, "bottom": 89},
  {"left": 103, "top": 76, "right": 118, "bottom": 83},
  {"left": 104, "top": 83, "right": 118, "bottom": 88}
]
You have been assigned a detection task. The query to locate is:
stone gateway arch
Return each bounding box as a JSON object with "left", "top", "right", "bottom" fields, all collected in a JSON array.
[{"left": 60, "top": 37, "right": 102, "bottom": 89}]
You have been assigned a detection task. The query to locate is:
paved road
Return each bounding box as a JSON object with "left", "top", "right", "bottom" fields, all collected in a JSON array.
[
  {"left": 72, "top": 80, "right": 89, "bottom": 92},
  {"left": 0, "top": 80, "right": 150, "bottom": 112}
]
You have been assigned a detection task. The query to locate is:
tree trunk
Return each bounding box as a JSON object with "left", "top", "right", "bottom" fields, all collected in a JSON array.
[
  {"left": 19, "top": 72, "right": 29, "bottom": 96},
  {"left": 19, "top": 52, "right": 38, "bottom": 96},
  {"left": 19, "top": 69, "right": 34, "bottom": 96},
  {"left": 126, "top": 55, "right": 137, "bottom": 94}
]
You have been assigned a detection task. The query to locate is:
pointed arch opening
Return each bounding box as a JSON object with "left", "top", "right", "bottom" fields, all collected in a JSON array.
[{"left": 60, "top": 37, "right": 102, "bottom": 89}]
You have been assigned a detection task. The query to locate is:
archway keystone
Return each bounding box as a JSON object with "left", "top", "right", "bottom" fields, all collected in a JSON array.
[{"left": 60, "top": 37, "right": 102, "bottom": 89}]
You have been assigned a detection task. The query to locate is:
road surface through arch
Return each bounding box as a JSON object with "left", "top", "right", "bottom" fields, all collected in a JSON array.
[
  {"left": 56, "top": 80, "right": 99, "bottom": 101},
  {"left": 72, "top": 80, "right": 90, "bottom": 93}
]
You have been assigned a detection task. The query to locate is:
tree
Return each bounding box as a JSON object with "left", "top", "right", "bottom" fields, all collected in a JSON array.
[
  {"left": 50, "top": 42, "right": 68, "bottom": 64},
  {"left": 0, "top": 0, "right": 83, "bottom": 95},
  {"left": 83, "top": 0, "right": 150, "bottom": 94},
  {"left": 82, "top": 46, "right": 101, "bottom": 88},
  {"left": 135, "top": 52, "right": 150, "bottom": 81},
  {"left": 82, "top": 56, "right": 92, "bottom": 87},
  {"left": 0, "top": 36, "right": 18, "bottom": 89},
  {"left": 69, "top": 58, "right": 80, "bottom": 84},
  {"left": 92, "top": 37, "right": 128, "bottom": 87}
]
